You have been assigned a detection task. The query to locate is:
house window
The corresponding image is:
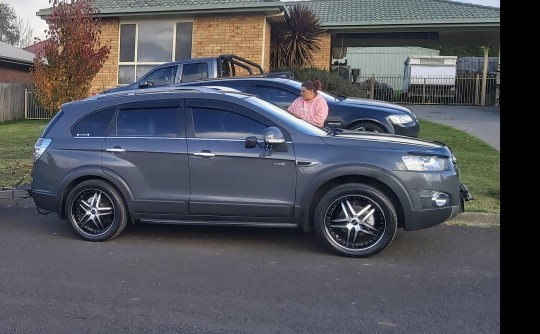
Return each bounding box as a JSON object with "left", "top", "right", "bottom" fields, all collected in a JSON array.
[{"left": 118, "top": 22, "right": 193, "bottom": 85}]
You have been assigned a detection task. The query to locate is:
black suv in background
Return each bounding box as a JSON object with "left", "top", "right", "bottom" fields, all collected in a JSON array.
[
  {"left": 31, "top": 86, "right": 470, "bottom": 258},
  {"left": 175, "top": 77, "right": 420, "bottom": 137}
]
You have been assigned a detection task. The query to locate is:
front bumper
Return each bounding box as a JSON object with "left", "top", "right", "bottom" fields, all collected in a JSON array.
[
  {"left": 393, "top": 121, "right": 420, "bottom": 138},
  {"left": 404, "top": 183, "right": 473, "bottom": 231}
]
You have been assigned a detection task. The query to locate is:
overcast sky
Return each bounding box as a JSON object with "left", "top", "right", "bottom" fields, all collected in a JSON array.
[{"left": 3, "top": 0, "right": 500, "bottom": 42}]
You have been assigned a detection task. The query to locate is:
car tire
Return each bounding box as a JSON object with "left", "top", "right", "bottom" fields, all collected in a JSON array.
[
  {"left": 349, "top": 121, "right": 386, "bottom": 133},
  {"left": 65, "top": 179, "right": 129, "bottom": 241},
  {"left": 314, "top": 183, "right": 397, "bottom": 258}
]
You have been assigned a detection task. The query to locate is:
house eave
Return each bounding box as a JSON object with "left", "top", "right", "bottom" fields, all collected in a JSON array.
[
  {"left": 0, "top": 57, "right": 34, "bottom": 67},
  {"left": 321, "top": 19, "right": 500, "bottom": 30},
  {"left": 37, "top": 4, "right": 285, "bottom": 18}
]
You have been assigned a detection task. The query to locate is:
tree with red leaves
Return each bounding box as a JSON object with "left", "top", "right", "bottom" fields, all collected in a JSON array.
[{"left": 33, "top": 0, "right": 110, "bottom": 113}]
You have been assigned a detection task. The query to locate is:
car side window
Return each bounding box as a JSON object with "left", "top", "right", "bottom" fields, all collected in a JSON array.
[
  {"left": 191, "top": 107, "right": 267, "bottom": 140},
  {"left": 116, "top": 107, "right": 178, "bottom": 137},
  {"left": 144, "top": 66, "right": 177, "bottom": 86},
  {"left": 182, "top": 62, "right": 209, "bottom": 82},
  {"left": 251, "top": 85, "right": 297, "bottom": 104},
  {"left": 71, "top": 107, "right": 116, "bottom": 137}
]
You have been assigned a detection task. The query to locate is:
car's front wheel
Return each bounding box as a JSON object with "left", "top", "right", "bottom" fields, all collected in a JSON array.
[
  {"left": 65, "top": 179, "right": 128, "bottom": 241},
  {"left": 314, "top": 183, "right": 397, "bottom": 257}
]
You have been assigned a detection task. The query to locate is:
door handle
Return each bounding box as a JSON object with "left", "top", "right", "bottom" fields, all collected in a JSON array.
[
  {"left": 106, "top": 147, "right": 125, "bottom": 152},
  {"left": 193, "top": 151, "right": 215, "bottom": 157}
]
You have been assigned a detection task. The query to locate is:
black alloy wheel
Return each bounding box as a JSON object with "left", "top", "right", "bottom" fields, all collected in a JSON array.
[
  {"left": 65, "top": 179, "right": 128, "bottom": 241},
  {"left": 314, "top": 183, "right": 397, "bottom": 257}
]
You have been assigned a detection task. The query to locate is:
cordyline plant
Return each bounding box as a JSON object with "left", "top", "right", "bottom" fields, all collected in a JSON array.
[
  {"left": 33, "top": 0, "right": 110, "bottom": 114},
  {"left": 270, "top": 4, "right": 326, "bottom": 69}
]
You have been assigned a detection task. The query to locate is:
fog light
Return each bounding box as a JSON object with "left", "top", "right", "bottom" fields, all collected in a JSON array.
[
  {"left": 418, "top": 190, "right": 450, "bottom": 208},
  {"left": 432, "top": 192, "right": 449, "bottom": 207}
]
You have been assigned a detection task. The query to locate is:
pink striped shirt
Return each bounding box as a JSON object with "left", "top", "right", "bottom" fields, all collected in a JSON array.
[{"left": 287, "top": 93, "right": 329, "bottom": 127}]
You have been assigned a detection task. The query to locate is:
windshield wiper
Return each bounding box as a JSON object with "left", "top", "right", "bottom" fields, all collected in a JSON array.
[{"left": 324, "top": 127, "right": 344, "bottom": 136}]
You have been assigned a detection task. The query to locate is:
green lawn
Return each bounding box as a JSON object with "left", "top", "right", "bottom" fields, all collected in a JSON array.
[
  {"left": 0, "top": 119, "right": 500, "bottom": 214},
  {"left": 0, "top": 119, "right": 49, "bottom": 189}
]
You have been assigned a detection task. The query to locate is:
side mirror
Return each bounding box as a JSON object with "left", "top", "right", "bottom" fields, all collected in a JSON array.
[
  {"left": 139, "top": 80, "right": 154, "bottom": 89},
  {"left": 264, "top": 127, "right": 285, "bottom": 145}
]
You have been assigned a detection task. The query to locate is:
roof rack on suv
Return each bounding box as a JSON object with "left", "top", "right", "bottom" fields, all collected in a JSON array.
[{"left": 88, "top": 86, "right": 217, "bottom": 100}]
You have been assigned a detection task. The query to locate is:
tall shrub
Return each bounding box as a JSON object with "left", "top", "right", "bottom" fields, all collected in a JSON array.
[
  {"left": 33, "top": 0, "right": 111, "bottom": 114},
  {"left": 270, "top": 4, "right": 326, "bottom": 69}
]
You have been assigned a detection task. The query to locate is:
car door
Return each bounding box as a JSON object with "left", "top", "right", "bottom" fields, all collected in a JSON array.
[
  {"left": 186, "top": 98, "right": 297, "bottom": 218},
  {"left": 102, "top": 100, "right": 189, "bottom": 215}
]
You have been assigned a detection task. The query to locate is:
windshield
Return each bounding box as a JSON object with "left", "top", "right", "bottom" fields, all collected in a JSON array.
[{"left": 244, "top": 96, "right": 328, "bottom": 136}]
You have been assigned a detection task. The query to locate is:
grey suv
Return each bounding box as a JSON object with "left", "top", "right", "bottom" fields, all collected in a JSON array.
[{"left": 31, "top": 86, "right": 471, "bottom": 258}]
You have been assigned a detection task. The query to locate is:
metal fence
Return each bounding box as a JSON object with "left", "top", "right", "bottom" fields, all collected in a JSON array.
[
  {"left": 25, "top": 88, "right": 51, "bottom": 119},
  {"left": 1, "top": 74, "right": 499, "bottom": 123},
  {"left": 352, "top": 74, "right": 499, "bottom": 106}
]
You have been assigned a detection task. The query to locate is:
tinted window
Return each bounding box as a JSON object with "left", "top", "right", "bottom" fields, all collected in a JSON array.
[
  {"left": 119, "top": 24, "right": 136, "bottom": 62},
  {"left": 116, "top": 107, "right": 178, "bottom": 137},
  {"left": 251, "top": 85, "right": 297, "bottom": 103},
  {"left": 144, "top": 66, "right": 178, "bottom": 86},
  {"left": 71, "top": 107, "right": 116, "bottom": 137},
  {"left": 182, "top": 63, "right": 208, "bottom": 82},
  {"left": 192, "top": 107, "right": 267, "bottom": 139},
  {"left": 175, "top": 22, "right": 193, "bottom": 60}
]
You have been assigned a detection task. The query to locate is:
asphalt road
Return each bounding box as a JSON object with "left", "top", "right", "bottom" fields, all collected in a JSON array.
[
  {"left": 0, "top": 205, "right": 500, "bottom": 334},
  {"left": 407, "top": 104, "right": 500, "bottom": 151}
]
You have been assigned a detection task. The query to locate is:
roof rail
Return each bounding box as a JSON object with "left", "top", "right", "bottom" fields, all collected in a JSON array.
[{"left": 85, "top": 86, "right": 215, "bottom": 101}]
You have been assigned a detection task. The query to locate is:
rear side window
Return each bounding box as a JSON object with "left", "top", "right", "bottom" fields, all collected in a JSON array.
[
  {"left": 116, "top": 107, "right": 178, "bottom": 137},
  {"left": 182, "top": 62, "right": 208, "bottom": 82},
  {"left": 71, "top": 107, "right": 116, "bottom": 137}
]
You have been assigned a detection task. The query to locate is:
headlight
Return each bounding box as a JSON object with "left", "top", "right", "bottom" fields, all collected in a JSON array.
[
  {"left": 388, "top": 114, "right": 414, "bottom": 124},
  {"left": 401, "top": 155, "right": 449, "bottom": 171}
]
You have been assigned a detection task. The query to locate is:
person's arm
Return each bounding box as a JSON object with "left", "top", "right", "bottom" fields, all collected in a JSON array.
[{"left": 287, "top": 98, "right": 302, "bottom": 117}]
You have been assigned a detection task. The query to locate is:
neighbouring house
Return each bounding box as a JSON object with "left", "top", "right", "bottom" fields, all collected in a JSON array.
[
  {"left": 34, "top": 0, "right": 500, "bottom": 95},
  {"left": 0, "top": 41, "right": 36, "bottom": 83},
  {"left": 23, "top": 39, "right": 51, "bottom": 58}
]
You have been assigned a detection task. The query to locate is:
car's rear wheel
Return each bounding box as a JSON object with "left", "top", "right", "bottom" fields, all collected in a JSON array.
[
  {"left": 349, "top": 121, "right": 386, "bottom": 133},
  {"left": 65, "top": 180, "right": 128, "bottom": 241},
  {"left": 314, "top": 183, "right": 397, "bottom": 258}
]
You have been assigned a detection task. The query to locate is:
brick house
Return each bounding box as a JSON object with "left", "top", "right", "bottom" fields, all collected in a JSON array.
[
  {"left": 35, "top": 0, "right": 499, "bottom": 95},
  {"left": 0, "top": 41, "right": 36, "bottom": 83}
]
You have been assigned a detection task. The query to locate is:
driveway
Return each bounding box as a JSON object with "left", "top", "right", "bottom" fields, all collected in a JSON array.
[{"left": 406, "top": 105, "right": 500, "bottom": 151}]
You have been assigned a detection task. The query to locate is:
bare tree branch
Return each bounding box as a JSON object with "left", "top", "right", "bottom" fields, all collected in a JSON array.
[{"left": 15, "top": 17, "right": 34, "bottom": 48}]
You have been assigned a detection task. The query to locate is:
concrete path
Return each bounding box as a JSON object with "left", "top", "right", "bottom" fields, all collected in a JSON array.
[{"left": 406, "top": 104, "right": 500, "bottom": 151}]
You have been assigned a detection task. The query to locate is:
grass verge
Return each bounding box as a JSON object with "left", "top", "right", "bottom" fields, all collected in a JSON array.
[
  {"left": 419, "top": 119, "right": 500, "bottom": 214},
  {"left": 0, "top": 119, "right": 500, "bottom": 214}
]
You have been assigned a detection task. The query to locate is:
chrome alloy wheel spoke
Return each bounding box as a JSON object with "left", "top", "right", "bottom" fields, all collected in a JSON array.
[
  {"left": 328, "top": 197, "right": 381, "bottom": 246},
  {"left": 77, "top": 191, "right": 113, "bottom": 231}
]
